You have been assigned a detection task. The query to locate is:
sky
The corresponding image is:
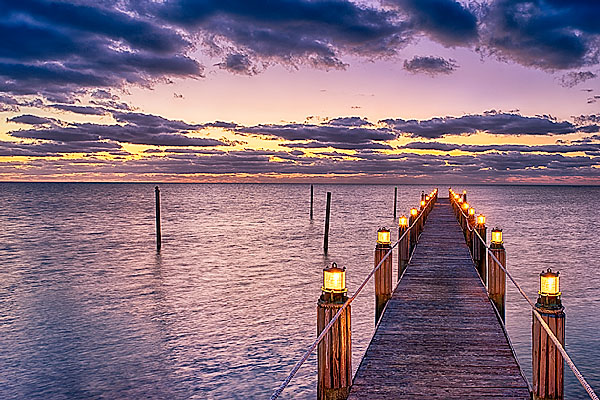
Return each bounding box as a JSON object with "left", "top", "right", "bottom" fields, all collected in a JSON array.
[{"left": 1, "top": 0, "right": 600, "bottom": 183}]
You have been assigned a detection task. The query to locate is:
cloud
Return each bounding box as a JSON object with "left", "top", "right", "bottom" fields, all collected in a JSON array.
[
  {"left": 50, "top": 104, "right": 108, "bottom": 115},
  {"left": 559, "top": 71, "right": 598, "bottom": 87},
  {"left": 404, "top": 141, "right": 600, "bottom": 153},
  {"left": 403, "top": 55, "right": 458, "bottom": 75},
  {"left": 7, "top": 114, "right": 54, "bottom": 125},
  {"left": 215, "top": 53, "right": 261, "bottom": 75},
  {"left": 382, "top": 112, "right": 593, "bottom": 138},
  {"left": 479, "top": 0, "right": 600, "bottom": 70}
]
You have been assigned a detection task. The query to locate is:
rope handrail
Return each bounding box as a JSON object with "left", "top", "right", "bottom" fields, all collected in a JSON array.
[
  {"left": 452, "top": 197, "right": 599, "bottom": 400},
  {"left": 269, "top": 195, "right": 436, "bottom": 399}
]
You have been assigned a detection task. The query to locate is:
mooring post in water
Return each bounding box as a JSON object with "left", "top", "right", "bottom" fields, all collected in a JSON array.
[
  {"left": 310, "top": 184, "right": 314, "bottom": 220},
  {"left": 155, "top": 185, "right": 161, "bottom": 251},
  {"left": 533, "top": 269, "right": 565, "bottom": 400},
  {"left": 374, "top": 228, "right": 392, "bottom": 325},
  {"left": 317, "top": 263, "right": 351, "bottom": 400},
  {"left": 474, "top": 215, "right": 487, "bottom": 284},
  {"left": 488, "top": 228, "right": 506, "bottom": 321},
  {"left": 462, "top": 189, "right": 467, "bottom": 203},
  {"left": 324, "top": 192, "right": 331, "bottom": 253},
  {"left": 409, "top": 208, "right": 418, "bottom": 253},
  {"left": 398, "top": 215, "right": 409, "bottom": 280},
  {"left": 393, "top": 186, "right": 397, "bottom": 219}
]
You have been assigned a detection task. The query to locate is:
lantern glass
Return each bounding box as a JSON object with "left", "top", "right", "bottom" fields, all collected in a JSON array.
[
  {"left": 477, "top": 215, "right": 486, "bottom": 225},
  {"left": 458, "top": 197, "right": 463, "bottom": 203},
  {"left": 491, "top": 229, "right": 503, "bottom": 244},
  {"left": 399, "top": 216, "right": 408, "bottom": 227},
  {"left": 323, "top": 264, "right": 346, "bottom": 293},
  {"left": 539, "top": 270, "right": 560, "bottom": 296},
  {"left": 420, "top": 200, "right": 426, "bottom": 207},
  {"left": 462, "top": 202, "right": 469, "bottom": 210},
  {"left": 410, "top": 208, "right": 418, "bottom": 216},
  {"left": 463, "top": 190, "right": 467, "bottom": 194},
  {"left": 425, "top": 196, "right": 430, "bottom": 201},
  {"left": 454, "top": 194, "right": 460, "bottom": 200},
  {"left": 377, "top": 228, "right": 391, "bottom": 244},
  {"left": 468, "top": 208, "right": 475, "bottom": 216}
]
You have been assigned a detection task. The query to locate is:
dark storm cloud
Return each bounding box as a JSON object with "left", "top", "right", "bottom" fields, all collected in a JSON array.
[
  {"left": 403, "top": 56, "right": 458, "bottom": 75},
  {"left": 382, "top": 113, "right": 590, "bottom": 139},
  {"left": 559, "top": 71, "right": 598, "bottom": 88},
  {"left": 385, "top": 0, "right": 478, "bottom": 46},
  {"left": 404, "top": 141, "right": 600, "bottom": 153},
  {"left": 479, "top": 0, "right": 600, "bottom": 70}
]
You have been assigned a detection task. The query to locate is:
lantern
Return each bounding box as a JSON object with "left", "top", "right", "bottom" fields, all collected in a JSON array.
[
  {"left": 323, "top": 263, "right": 346, "bottom": 293},
  {"left": 491, "top": 228, "right": 503, "bottom": 245},
  {"left": 425, "top": 195, "right": 430, "bottom": 201},
  {"left": 420, "top": 200, "right": 426, "bottom": 208},
  {"left": 377, "top": 227, "right": 391, "bottom": 245},
  {"left": 458, "top": 197, "right": 463, "bottom": 203},
  {"left": 462, "top": 202, "right": 469, "bottom": 211},
  {"left": 468, "top": 207, "right": 475, "bottom": 216},
  {"left": 477, "top": 214, "right": 486, "bottom": 225},
  {"left": 410, "top": 208, "right": 418, "bottom": 216},
  {"left": 539, "top": 269, "right": 560, "bottom": 297},
  {"left": 454, "top": 194, "right": 460, "bottom": 200},
  {"left": 398, "top": 215, "right": 408, "bottom": 227}
]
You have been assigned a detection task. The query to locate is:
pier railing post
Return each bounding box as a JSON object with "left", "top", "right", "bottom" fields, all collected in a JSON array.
[
  {"left": 409, "top": 208, "right": 418, "bottom": 254},
  {"left": 532, "top": 269, "right": 565, "bottom": 400},
  {"left": 398, "top": 216, "right": 409, "bottom": 280},
  {"left": 474, "top": 215, "right": 487, "bottom": 285},
  {"left": 155, "top": 186, "right": 161, "bottom": 251},
  {"left": 393, "top": 186, "right": 397, "bottom": 219},
  {"left": 324, "top": 192, "right": 331, "bottom": 253},
  {"left": 466, "top": 207, "right": 475, "bottom": 249},
  {"left": 374, "top": 228, "right": 392, "bottom": 325},
  {"left": 488, "top": 228, "right": 506, "bottom": 321},
  {"left": 318, "top": 263, "right": 351, "bottom": 400},
  {"left": 310, "top": 184, "right": 314, "bottom": 220}
]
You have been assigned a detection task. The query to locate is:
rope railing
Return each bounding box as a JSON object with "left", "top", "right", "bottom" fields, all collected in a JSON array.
[
  {"left": 269, "top": 193, "right": 436, "bottom": 400},
  {"left": 452, "top": 195, "right": 599, "bottom": 400}
]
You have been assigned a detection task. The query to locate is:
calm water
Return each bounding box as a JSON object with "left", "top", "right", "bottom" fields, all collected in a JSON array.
[{"left": 0, "top": 183, "right": 598, "bottom": 399}]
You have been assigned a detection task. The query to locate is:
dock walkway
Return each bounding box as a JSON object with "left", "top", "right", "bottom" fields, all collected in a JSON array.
[{"left": 348, "top": 198, "right": 530, "bottom": 399}]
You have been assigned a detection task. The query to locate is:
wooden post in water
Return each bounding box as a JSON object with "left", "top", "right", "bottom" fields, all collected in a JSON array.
[
  {"left": 398, "top": 216, "right": 409, "bottom": 280},
  {"left": 324, "top": 192, "right": 331, "bottom": 253},
  {"left": 488, "top": 228, "right": 506, "bottom": 321},
  {"left": 155, "top": 186, "right": 161, "bottom": 251},
  {"left": 393, "top": 186, "right": 397, "bottom": 219},
  {"left": 310, "top": 184, "right": 314, "bottom": 220},
  {"left": 532, "top": 269, "right": 565, "bottom": 400},
  {"left": 462, "top": 189, "right": 467, "bottom": 203},
  {"left": 317, "top": 263, "right": 351, "bottom": 400},
  {"left": 374, "top": 228, "right": 392, "bottom": 325},
  {"left": 474, "top": 215, "right": 487, "bottom": 285}
]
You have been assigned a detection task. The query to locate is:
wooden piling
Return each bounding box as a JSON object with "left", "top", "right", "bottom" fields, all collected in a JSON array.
[
  {"left": 324, "top": 192, "right": 331, "bottom": 253},
  {"left": 155, "top": 186, "right": 161, "bottom": 251},
  {"left": 398, "top": 220, "right": 409, "bottom": 280},
  {"left": 310, "top": 184, "right": 314, "bottom": 220},
  {"left": 409, "top": 211, "right": 417, "bottom": 253},
  {"left": 393, "top": 187, "right": 397, "bottom": 219},
  {"left": 474, "top": 224, "right": 487, "bottom": 285},
  {"left": 532, "top": 275, "right": 565, "bottom": 400},
  {"left": 488, "top": 229, "right": 506, "bottom": 321},
  {"left": 374, "top": 229, "right": 392, "bottom": 325},
  {"left": 318, "top": 292, "right": 351, "bottom": 400}
]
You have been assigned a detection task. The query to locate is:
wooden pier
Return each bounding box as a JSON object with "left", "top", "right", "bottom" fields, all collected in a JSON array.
[{"left": 348, "top": 198, "right": 530, "bottom": 399}]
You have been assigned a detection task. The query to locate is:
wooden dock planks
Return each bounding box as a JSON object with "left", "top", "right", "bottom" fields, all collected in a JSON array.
[{"left": 348, "top": 198, "right": 530, "bottom": 399}]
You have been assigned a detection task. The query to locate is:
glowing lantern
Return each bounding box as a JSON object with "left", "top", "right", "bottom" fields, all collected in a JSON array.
[
  {"left": 468, "top": 207, "right": 475, "bottom": 216},
  {"left": 462, "top": 202, "right": 469, "bottom": 211},
  {"left": 323, "top": 263, "right": 346, "bottom": 293},
  {"left": 539, "top": 269, "right": 560, "bottom": 297},
  {"left": 410, "top": 208, "right": 418, "bottom": 217},
  {"left": 477, "top": 214, "right": 486, "bottom": 225},
  {"left": 398, "top": 215, "right": 408, "bottom": 227},
  {"left": 454, "top": 194, "right": 460, "bottom": 200},
  {"left": 463, "top": 190, "right": 467, "bottom": 195},
  {"left": 458, "top": 197, "right": 463, "bottom": 203},
  {"left": 377, "top": 227, "right": 391, "bottom": 245},
  {"left": 491, "top": 228, "right": 503, "bottom": 245},
  {"left": 420, "top": 200, "right": 426, "bottom": 208},
  {"left": 425, "top": 195, "right": 430, "bottom": 201}
]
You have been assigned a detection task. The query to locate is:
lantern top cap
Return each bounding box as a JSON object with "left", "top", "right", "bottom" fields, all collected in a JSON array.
[
  {"left": 540, "top": 268, "right": 559, "bottom": 278},
  {"left": 378, "top": 227, "right": 390, "bottom": 232},
  {"left": 324, "top": 261, "right": 345, "bottom": 273}
]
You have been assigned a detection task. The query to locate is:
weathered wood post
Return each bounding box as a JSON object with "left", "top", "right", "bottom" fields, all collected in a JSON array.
[
  {"left": 324, "top": 192, "right": 331, "bottom": 253},
  {"left": 318, "top": 263, "right": 351, "bottom": 400},
  {"left": 462, "top": 189, "right": 467, "bottom": 203},
  {"left": 310, "top": 184, "right": 314, "bottom": 220},
  {"left": 155, "top": 186, "right": 161, "bottom": 251},
  {"left": 532, "top": 269, "right": 565, "bottom": 400},
  {"left": 409, "top": 208, "right": 418, "bottom": 252},
  {"left": 460, "top": 202, "right": 469, "bottom": 235},
  {"left": 466, "top": 207, "right": 475, "bottom": 249},
  {"left": 419, "top": 199, "right": 426, "bottom": 224},
  {"left": 374, "top": 227, "right": 392, "bottom": 325},
  {"left": 398, "top": 215, "right": 409, "bottom": 280},
  {"left": 474, "top": 214, "right": 487, "bottom": 285},
  {"left": 393, "top": 186, "right": 397, "bottom": 219},
  {"left": 488, "top": 228, "right": 506, "bottom": 321}
]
